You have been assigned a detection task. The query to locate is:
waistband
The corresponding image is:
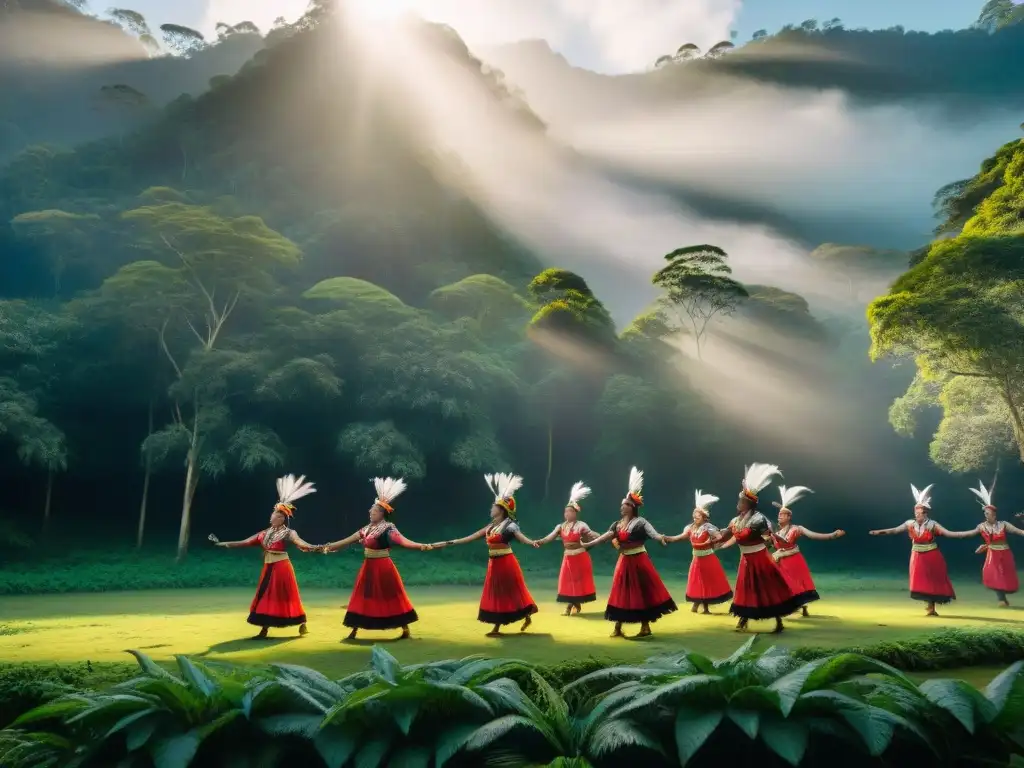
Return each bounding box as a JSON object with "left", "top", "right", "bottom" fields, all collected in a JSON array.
[
  {"left": 773, "top": 546, "right": 801, "bottom": 560},
  {"left": 263, "top": 551, "right": 290, "bottom": 563},
  {"left": 692, "top": 547, "right": 716, "bottom": 558},
  {"left": 912, "top": 542, "right": 937, "bottom": 553},
  {"left": 739, "top": 543, "right": 766, "bottom": 555},
  {"left": 364, "top": 548, "right": 391, "bottom": 559},
  {"left": 489, "top": 547, "right": 513, "bottom": 558},
  {"left": 988, "top": 543, "right": 1010, "bottom": 551},
  {"left": 563, "top": 547, "right": 588, "bottom": 557},
  {"left": 620, "top": 546, "right": 645, "bottom": 556}
]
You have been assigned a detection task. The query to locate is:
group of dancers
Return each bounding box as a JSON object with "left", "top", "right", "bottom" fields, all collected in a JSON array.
[{"left": 209, "top": 464, "right": 1024, "bottom": 640}]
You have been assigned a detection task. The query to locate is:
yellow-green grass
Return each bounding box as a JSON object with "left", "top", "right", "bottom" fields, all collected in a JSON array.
[{"left": 2, "top": 577, "right": 1021, "bottom": 687}]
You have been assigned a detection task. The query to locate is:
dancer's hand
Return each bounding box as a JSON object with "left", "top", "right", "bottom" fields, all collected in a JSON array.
[
  {"left": 420, "top": 543, "right": 433, "bottom": 552},
  {"left": 868, "top": 530, "right": 880, "bottom": 536},
  {"left": 833, "top": 530, "right": 846, "bottom": 539},
  {"left": 659, "top": 536, "right": 668, "bottom": 546},
  {"left": 530, "top": 540, "right": 540, "bottom": 548},
  {"left": 975, "top": 544, "right": 988, "bottom": 555},
  {"left": 208, "top": 534, "right": 220, "bottom": 544}
]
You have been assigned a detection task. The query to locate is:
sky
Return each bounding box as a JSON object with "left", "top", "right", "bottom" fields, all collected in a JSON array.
[{"left": 119, "top": 0, "right": 982, "bottom": 73}]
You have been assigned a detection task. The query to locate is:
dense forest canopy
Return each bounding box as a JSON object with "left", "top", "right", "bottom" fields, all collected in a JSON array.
[{"left": 0, "top": 0, "right": 1021, "bottom": 565}]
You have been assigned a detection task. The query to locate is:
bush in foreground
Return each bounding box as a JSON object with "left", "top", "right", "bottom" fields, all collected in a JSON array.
[{"left": 3, "top": 637, "right": 1023, "bottom": 767}]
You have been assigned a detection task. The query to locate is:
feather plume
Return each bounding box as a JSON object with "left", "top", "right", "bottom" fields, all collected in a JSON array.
[
  {"left": 486, "top": 472, "right": 523, "bottom": 501},
  {"left": 694, "top": 489, "right": 719, "bottom": 512},
  {"left": 742, "top": 463, "right": 781, "bottom": 495},
  {"left": 627, "top": 467, "right": 644, "bottom": 498},
  {"left": 969, "top": 480, "right": 994, "bottom": 508},
  {"left": 778, "top": 485, "right": 813, "bottom": 509},
  {"left": 373, "top": 477, "right": 407, "bottom": 507},
  {"left": 276, "top": 474, "right": 316, "bottom": 505},
  {"left": 568, "top": 481, "right": 591, "bottom": 507},
  {"left": 911, "top": 483, "right": 934, "bottom": 509}
]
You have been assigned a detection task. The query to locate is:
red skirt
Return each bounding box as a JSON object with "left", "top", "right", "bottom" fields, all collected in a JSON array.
[
  {"left": 909, "top": 548, "right": 955, "bottom": 603},
  {"left": 605, "top": 552, "right": 677, "bottom": 624},
  {"left": 775, "top": 552, "right": 820, "bottom": 604},
  {"left": 344, "top": 556, "right": 418, "bottom": 630},
  {"left": 685, "top": 551, "right": 733, "bottom": 604},
  {"left": 730, "top": 548, "right": 806, "bottom": 620},
  {"left": 983, "top": 548, "right": 1019, "bottom": 594},
  {"left": 557, "top": 551, "right": 597, "bottom": 603},
  {"left": 248, "top": 560, "right": 306, "bottom": 628},
  {"left": 479, "top": 553, "right": 538, "bottom": 625}
]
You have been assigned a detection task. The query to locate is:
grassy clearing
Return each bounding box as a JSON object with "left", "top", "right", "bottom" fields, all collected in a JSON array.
[{"left": 1, "top": 579, "right": 1021, "bottom": 682}]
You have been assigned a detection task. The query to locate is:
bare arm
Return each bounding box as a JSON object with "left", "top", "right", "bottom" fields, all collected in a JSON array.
[
  {"left": 715, "top": 536, "right": 737, "bottom": 550},
  {"left": 537, "top": 525, "right": 562, "bottom": 546},
  {"left": 388, "top": 528, "right": 434, "bottom": 551},
  {"left": 583, "top": 530, "right": 615, "bottom": 548},
  {"left": 665, "top": 525, "right": 692, "bottom": 544},
  {"left": 288, "top": 530, "right": 320, "bottom": 552},
  {"left": 512, "top": 526, "right": 540, "bottom": 547},
  {"left": 869, "top": 523, "right": 908, "bottom": 536},
  {"left": 938, "top": 524, "right": 980, "bottom": 539},
  {"left": 324, "top": 531, "right": 363, "bottom": 553},
  {"left": 211, "top": 532, "right": 261, "bottom": 549},
  {"left": 798, "top": 526, "right": 845, "bottom": 542},
  {"left": 1004, "top": 522, "right": 1024, "bottom": 536},
  {"left": 641, "top": 518, "right": 668, "bottom": 546},
  {"left": 444, "top": 527, "right": 488, "bottom": 546}
]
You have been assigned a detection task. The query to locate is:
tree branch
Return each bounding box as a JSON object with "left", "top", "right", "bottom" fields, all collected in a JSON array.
[{"left": 157, "top": 319, "right": 183, "bottom": 379}]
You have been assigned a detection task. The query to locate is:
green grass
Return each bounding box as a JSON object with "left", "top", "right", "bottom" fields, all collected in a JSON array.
[{"left": 1, "top": 580, "right": 1022, "bottom": 683}]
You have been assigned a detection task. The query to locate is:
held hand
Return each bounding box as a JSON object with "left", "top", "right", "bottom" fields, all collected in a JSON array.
[
  {"left": 530, "top": 540, "right": 540, "bottom": 548},
  {"left": 659, "top": 536, "right": 668, "bottom": 546},
  {"left": 420, "top": 544, "right": 433, "bottom": 552},
  {"left": 833, "top": 530, "right": 846, "bottom": 539}
]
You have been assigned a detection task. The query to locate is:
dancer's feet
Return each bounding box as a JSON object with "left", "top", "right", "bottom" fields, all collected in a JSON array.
[
  {"left": 735, "top": 618, "right": 748, "bottom": 632},
  {"left": 999, "top": 600, "right": 1010, "bottom": 608},
  {"left": 701, "top": 604, "right": 711, "bottom": 615},
  {"left": 564, "top": 605, "right": 573, "bottom": 616},
  {"left": 801, "top": 606, "right": 809, "bottom": 617},
  {"left": 925, "top": 602, "right": 939, "bottom": 617},
  {"left": 520, "top": 616, "right": 532, "bottom": 632},
  {"left": 771, "top": 618, "right": 785, "bottom": 634},
  {"left": 254, "top": 627, "right": 269, "bottom": 640},
  {"left": 636, "top": 622, "right": 652, "bottom": 638},
  {"left": 486, "top": 624, "right": 501, "bottom": 637},
  {"left": 298, "top": 623, "right": 309, "bottom": 637},
  {"left": 573, "top": 603, "right": 582, "bottom": 615},
  {"left": 610, "top": 622, "right": 624, "bottom": 638},
  {"left": 691, "top": 602, "right": 699, "bottom": 613},
  {"left": 346, "top": 628, "right": 358, "bottom": 640},
  {"left": 399, "top": 626, "right": 411, "bottom": 640}
]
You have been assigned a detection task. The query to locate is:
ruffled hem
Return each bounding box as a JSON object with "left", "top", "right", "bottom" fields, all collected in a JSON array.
[
  {"left": 343, "top": 609, "right": 418, "bottom": 629},
  {"left": 685, "top": 591, "right": 733, "bottom": 605},
  {"left": 478, "top": 604, "right": 538, "bottom": 625},
  {"left": 247, "top": 612, "right": 306, "bottom": 628},
  {"left": 557, "top": 593, "right": 597, "bottom": 603},
  {"left": 605, "top": 598, "right": 678, "bottom": 625},
  {"left": 910, "top": 591, "right": 955, "bottom": 603},
  {"left": 729, "top": 592, "right": 808, "bottom": 620}
]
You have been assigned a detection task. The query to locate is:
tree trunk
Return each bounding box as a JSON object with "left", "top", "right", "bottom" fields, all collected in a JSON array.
[
  {"left": 175, "top": 450, "right": 199, "bottom": 563},
  {"left": 137, "top": 398, "right": 154, "bottom": 550},
  {"left": 544, "top": 418, "right": 553, "bottom": 502},
  {"left": 1000, "top": 382, "right": 1024, "bottom": 464},
  {"left": 42, "top": 468, "right": 53, "bottom": 535}
]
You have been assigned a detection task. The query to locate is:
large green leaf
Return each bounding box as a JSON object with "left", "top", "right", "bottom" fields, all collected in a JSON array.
[
  {"left": 613, "top": 674, "right": 724, "bottom": 719},
  {"left": 984, "top": 660, "right": 1024, "bottom": 724},
  {"left": 256, "top": 713, "right": 323, "bottom": 738},
  {"left": 727, "top": 709, "right": 760, "bottom": 740},
  {"left": 353, "top": 735, "right": 392, "bottom": 768},
  {"left": 313, "top": 729, "right": 358, "bottom": 768},
  {"left": 588, "top": 718, "right": 664, "bottom": 759},
  {"left": 435, "top": 723, "right": 479, "bottom": 767},
  {"left": 759, "top": 716, "right": 810, "bottom": 766},
  {"left": 716, "top": 636, "right": 759, "bottom": 669},
  {"left": 464, "top": 714, "right": 543, "bottom": 752},
  {"left": 150, "top": 731, "right": 201, "bottom": 768},
  {"left": 799, "top": 690, "right": 897, "bottom": 757},
  {"left": 13, "top": 696, "right": 93, "bottom": 727},
  {"left": 125, "top": 651, "right": 180, "bottom": 682},
  {"left": 918, "top": 678, "right": 996, "bottom": 733},
  {"left": 673, "top": 707, "right": 722, "bottom": 765}
]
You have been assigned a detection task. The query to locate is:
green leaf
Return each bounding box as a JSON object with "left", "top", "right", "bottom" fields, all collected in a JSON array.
[
  {"left": 918, "top": 678, "right": 993, "bottom": 733},
  {"left": 125, "top": 651, "right": 180, "bottom": 682},
  {"left": 151, "top": 731, "right": 201, "bottom": 768},
  {"left": 673, "top": 707, "right": 722, "bottom": 765},
  {"left": 769, "top": 660, "right": 827, "bottom": 717},
  {"left": 613, "top": 674, "right": 724, "bottom": 719},
  {"left": 983, "top": 660, "right": 1024, "bottom": 717},
  {"left": 387, "top": 746, "right": 431, "bottom": 768},
  {"left": 589, "top": 718, "right": 664, "bottom": 758},
  {"left": 727, "top": 709, "right": 759, "bottom": 740},
  {"left": 390, "top": 700, "right": 419, "bottom": 736},
  {"left": 717, "top": 636, "right": 759, "bottom": 668},
  {"left": 759, "top": 717, "right": 809, "bottom": 766},
  {"left": 256, "top": 714, "right": 323, "bottom": 738},
  {"left": 353, "top": 735, "right": 391, "bottom": 768},
  {"left": 729, "top": 686, "right": 782, "bottom": 715},
  {"left": 464, "top": 714, "right": 543, "bottom": 752},
  {"left": 435, "top": 723, "right": 479, "bottom": 767},
  {"left": 800, "top": 691, "right": 895, "bottom": 757},
  {"left": 314, "top": 729, "right": 358, "bottom": 768},
  {"left": 173, "top": 656, "right": 218, "bottom": 697},
  {"left": 12, "top": 696, "right": 92, "bottom": 727}
]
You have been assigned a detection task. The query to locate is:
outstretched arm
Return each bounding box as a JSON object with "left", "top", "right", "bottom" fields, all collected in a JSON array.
[
  {"left": 715, "top": 536, "right": 737, "bottom": 551},
  {"left": 512, "top": 527, "right": 540, "bottom": 548},
  {"left": 210, "top": 533, "right": 261, "bottom": 549},
  {"left": 665, "top": 525, "right": 692, "bottom": 544},
  {"left": 869, "top": 523, "right": 908, "bottom": 536},
  {"left": 289, "top": 530, "right": 320, "bottom": 552},
  {"left": 1002, "top": 522, "right": 1024, "bottom": 536},
  {"left": 323, "top": 531, "right": 362, "bottom": 553},
  {"left": 641, "top": 519, "right": 668, "bottom": 546},
  {"left": 442, "top": 527, "right": 488, "bottom": 547},
  {"left": 798, "top": 527, "right": 845, "bottom": 542},
  {"left": 389, "top": 528, "right": 436, "bottom": 551},
  {"left": 938, "top": 524, "right": 980, "bottom": 539},
  {"left": 583, "top": 530, "right": 615, "bottom": 548},
  {"left": 537, "top": 525, "right": 562, "bottom": 546}
]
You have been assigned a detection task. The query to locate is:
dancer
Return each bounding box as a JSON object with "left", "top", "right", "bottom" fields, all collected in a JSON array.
[
  {"left": 665, "top": 490, "right": 733, "bottom": 614},
  {"left": 209, "top": 474, "right": 318, "bottom": 639},
  {"left": 869, "top": 484, "right": 957, "bottom": 616},
  {"left": 943, "top": 480, "right": 1024, "bottom": 607},
  {"left": 717, "top": 463, "right": 803, "bottom": 633},
  {"left": 769, "top": 485, "right": 845, "bottom": 617},
  {"left": 440, "top": 473, "right": 539, "bottom": 637},
  {"left": 537, "top": 481, "right": 598, "bottom": 615},
  {"left": 321, "top": 477, "right": 432, "bottom": 641},
  {"left": 581, "top": 467, "right": 677, "bottom": 638}
]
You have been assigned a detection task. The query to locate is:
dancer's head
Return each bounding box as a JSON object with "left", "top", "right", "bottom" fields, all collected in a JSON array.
[
  {"left": 486, "top": 472, "right": 522, "bottom": 522},
  {"left": 273, "top": 474, "right": 315, "bottom": 528},
  {"left": 984, "top": 506, "right": 997, "bottom": 523},
  {"left": 563, "top": 504, "right": 578, "bottom": 523},
  {"left": 270, "top": 507, "right": 290, "bottom": 527},
  {"left": 564, "top": 481, "right": 590, "bottom": 523},
  {"left": 736, "top": 495, "right": 756, "bottom": 515},
  {"left": 913, "top": 505, "right": 928, "bottom": 523},
  {"left": 370, "top": 477, "right": 406, "bottom": 524},
  {"left": 620, "top": 500, "right": 639, "bottom": 518},
  {"left": 692, "top": 508, "right": 708, "bottom": 525},
  {"left": 369, "top": 504, "right": 387, "bottom": 523},
  {"left": 693, "top": 491, "right": 717, "bottom": 525},
  {"left": 490, "top": 503, "right": 508, "bottom": 523},
  {"left": 777, "top": 507, "right": 792, "bottom": 527},
  {"left": 739, "top": 463, "right": 781, "bottom": 516},
  {"left": 621, "top": 467, "right": 643, "bottom": 518}
]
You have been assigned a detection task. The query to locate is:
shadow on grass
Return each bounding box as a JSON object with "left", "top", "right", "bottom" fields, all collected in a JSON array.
[
  {"left": 200, "top": 636, "right": 301, "bottom": 656},
  {"left": 937, "top": 615, "right": 1024, "bottom": 625}
]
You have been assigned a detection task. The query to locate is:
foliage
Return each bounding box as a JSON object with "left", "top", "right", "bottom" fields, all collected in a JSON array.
[{"left": 5, "top": 639, "right": 1024, "bottom": 767}]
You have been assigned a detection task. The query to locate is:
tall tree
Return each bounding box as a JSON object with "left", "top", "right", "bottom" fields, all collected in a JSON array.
[
  {"left": 10, "top": 210, "right": 100, "bottom": 297},
  {"left": 159, "top": 23, "right": 205, "bottom": 56},
  {"left": 652, "top": 244, "right": 748, "bottom": 359}
]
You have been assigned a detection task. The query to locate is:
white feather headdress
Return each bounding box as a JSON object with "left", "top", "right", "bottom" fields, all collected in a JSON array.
[
  {"left": 486, "top": 472, "right": 524, "bottom": 517},
  {"left": 911, "top": 483, "right": 934, "bottom": 510},
  {"left": 624, "top": 467, "right": 644, "bottom": 507},
  {"left": 275, "top": 474, "right": 316, "bottom": 516},
  {"left": 373, "top": 477, "right": 407, "bottom": 514},
  {"left": 740, "top": 463, "right": 781, "bottom": 502},
  {"left": 775, "top": 485, "right": 813, "bottom": 510},
  {"left": 567, "top": 481, "right": 591, "bottom": 510},
  {"left": 969, "top": 480, "right": 995, "bottom": 510},
  {"left": 694, "top": 490, "right": 719, "bottom": 515}
]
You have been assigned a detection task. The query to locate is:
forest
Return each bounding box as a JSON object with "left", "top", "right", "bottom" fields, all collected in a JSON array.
[{"left": 0, "top": 0, "right": 1022, "bottom": 576}]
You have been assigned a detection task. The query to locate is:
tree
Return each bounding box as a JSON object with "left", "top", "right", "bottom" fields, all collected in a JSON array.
[
  {"left": 159, "top": 23, "right": 205, "bottom": 56},
  {"left": 823, "top": 17, "right": 844, "bottom": 31},
  {"left": 108, "top": 8, "right": 149, "bottom": 36},
  {"left": 10, "top": 210, "right": 100, "bottom": 297},
  {"left": 976, "top": 0, "right": 1024, "bottom": 31},
  {"left": 800, "top": 19, "right": 820, "bottom": 33},
  {"left": 109, "top": 197, "right": 301, "bottom": 560},
  {"left": 706, "top": 40, "right": 735, "bottom": 59},
  {"left": 751, "top": 29, "right": 768, "bottom": 40},
  {"left": 95, "top": 85, "right": 155, "bottom": 144},
  {"left": 652, "top": 244, "right": 748, "bottom": 359},
  {"left": 337, "top": 421, "right": 427, "bottom": 479}
]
